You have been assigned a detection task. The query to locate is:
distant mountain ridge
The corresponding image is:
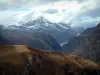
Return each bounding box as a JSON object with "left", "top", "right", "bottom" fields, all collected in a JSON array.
[
  {"left": 7, "top": 16, "right": 84, "bottom": 44},
  {"left": 0, "top": 17, "right": 84, "bottom": 52},
  {"left": 62, "top": 23, "right": 100, "bottom": 63},
  {"left": 0, "top": 29, "right": 62, "bottom": 51},
  {"left": 8, "top": 16, "right": 70, "bottom": 30}
]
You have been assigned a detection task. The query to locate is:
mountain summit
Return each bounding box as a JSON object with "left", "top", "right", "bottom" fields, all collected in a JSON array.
[
  {"left": 22, "top": 16, "right": 70, "bottom": 30},
  {"left": 7, "top": 16, "right": 83, "bottom": 44}
]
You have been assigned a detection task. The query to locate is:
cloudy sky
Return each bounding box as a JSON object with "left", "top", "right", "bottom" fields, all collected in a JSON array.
[{"left": 0, "top": 0, "right": 100, "bottom": 27}]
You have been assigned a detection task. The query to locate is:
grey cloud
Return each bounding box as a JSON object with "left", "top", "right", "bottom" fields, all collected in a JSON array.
[
  {"left": 22, "top": 12, "right": 34, "bottom": 22},
  {"left": 71, "top": 16, "right": 100, "bottom": 28},
  {"left": 78, "top": 21, "right": 97, "bottom": 28},
  {"left": 79, "top": 6, "right": 100, "bottom": 18},
  {"left": 0, "top": 0, "right": 87, "bottom": 11},
  {"left": 69, "top": 0, "right": 100, "bottom": 28},
  {"left": 0, "top": 0, "right": 60, "bottom": 10},
  {"left": 42, "top": 9, "right": 58, "bottom": 14},
  {"left": 0, "top": 3, "right": 8, "bottom": 10},
  {"left": 0, "top": 0, "right": 100, "bottom": 28},
  {"left": 77, "top": 0, "right": 100, "bottom": 19}
]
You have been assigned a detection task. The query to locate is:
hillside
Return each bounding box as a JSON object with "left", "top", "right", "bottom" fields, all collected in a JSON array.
[
  {"left": 62, "top": 23, "right": 100, "bottom": 64},
  {"left": 0, "top": 45, "right": 100, "bottom": 75},
  {"left": 0, "top": 45, "right": 32, "bottom": 72}
]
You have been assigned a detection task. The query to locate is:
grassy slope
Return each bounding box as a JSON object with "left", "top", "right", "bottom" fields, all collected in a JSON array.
[{"left": 0, "top": 45, "right": 99, "bottom": 73}]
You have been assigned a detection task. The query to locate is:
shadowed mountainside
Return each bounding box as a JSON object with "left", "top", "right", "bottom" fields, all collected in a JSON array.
[
  {"left": 0, "top": 27, "right": 63, "bottom": 51},
  {"left": 62, "top": 23, "right": 100, "bottom": 64},
  {"left": 0, "top": 25, "right": 8, "bottom": 44}
]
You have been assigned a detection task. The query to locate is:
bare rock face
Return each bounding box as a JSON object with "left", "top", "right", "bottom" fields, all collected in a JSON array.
[{"left": 62, "top": 23, "right": 100, "bottom": 64}]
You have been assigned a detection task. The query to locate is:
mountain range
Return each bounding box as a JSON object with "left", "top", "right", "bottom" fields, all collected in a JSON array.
[
  {"left": 0, "top": 16, "right": 100, "bottom": 75},
  {"left": 7, "top": 16, "right": 84, "bottom": 44},
  {"left": 0, "top": 17, "right": 84, "bottom": 52}
]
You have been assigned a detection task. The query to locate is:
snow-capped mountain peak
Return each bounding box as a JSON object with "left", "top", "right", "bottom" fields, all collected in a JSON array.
[
  {"left": 7, "top": 16, "right": 71, "bottom": 30},
  {"left": 20, "top": 16, "right": 70, "bottom": 30}
]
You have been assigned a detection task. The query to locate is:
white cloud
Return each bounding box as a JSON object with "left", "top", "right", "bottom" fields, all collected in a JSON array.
[{"left": 0, "top": 0, "right": 100, "bottom": 27}]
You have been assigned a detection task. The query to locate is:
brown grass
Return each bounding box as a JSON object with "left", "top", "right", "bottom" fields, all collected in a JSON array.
[{"left": 0, "top": 45, "right": 99, "bottom": 72}]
